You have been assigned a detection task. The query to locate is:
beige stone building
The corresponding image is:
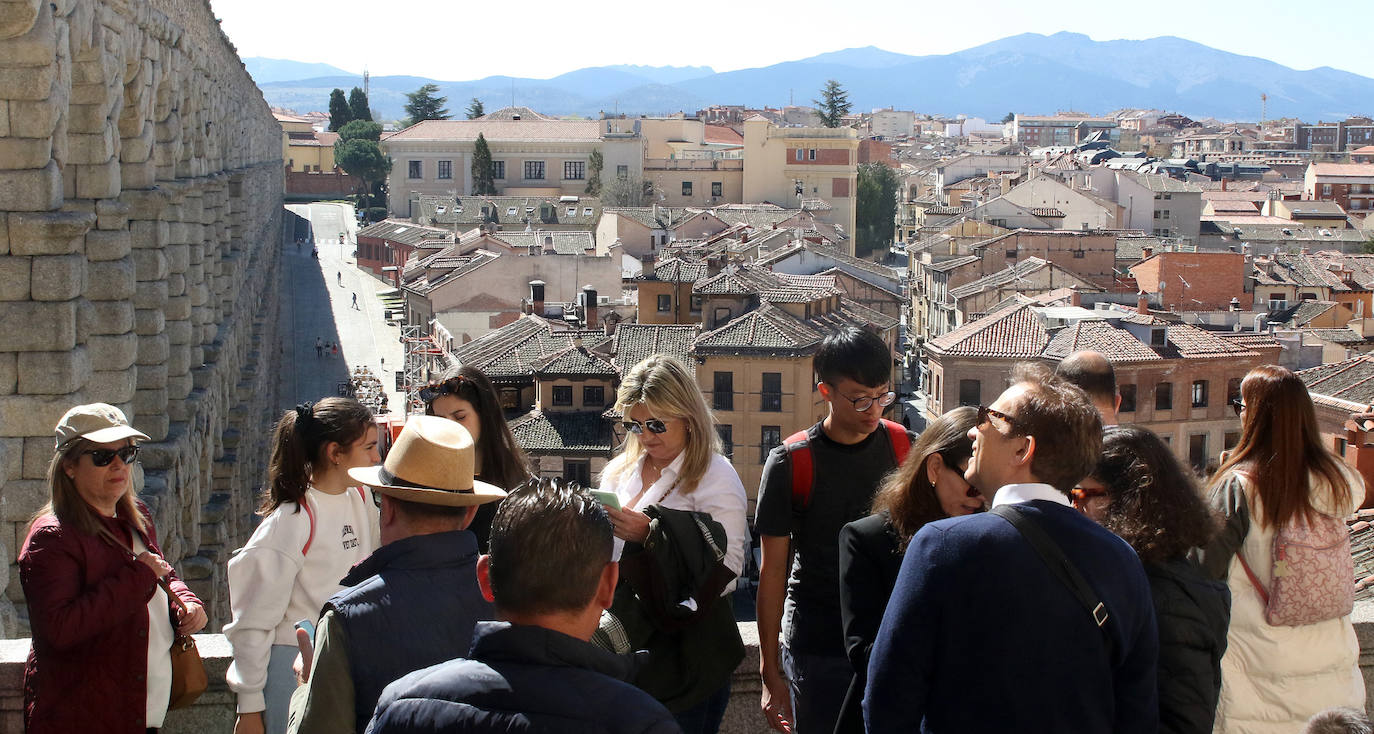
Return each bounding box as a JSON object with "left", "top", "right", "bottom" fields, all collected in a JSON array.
[
  {"left": 0, "top": 0, "right": 285, "bottom": 631},
  {"left": 382, "top": 108, "right": 643, "bottom": 218},
  {"left": 742, "top": 117, "right": 859, "bottom": 250}
]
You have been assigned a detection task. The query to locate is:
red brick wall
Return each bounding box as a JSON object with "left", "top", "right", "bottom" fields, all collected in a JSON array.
[
  {"left": 858, "top": 139, "right": 894, "bottom": 165},
  {"left": 785, "top": 148, "right": 850, "bottom": 165},
  {"left": 1133, "top": 252, "right": 1246, "bottom": 311},
  {"left": 285, "top": 169, "right": 363, "bottom": 197}
]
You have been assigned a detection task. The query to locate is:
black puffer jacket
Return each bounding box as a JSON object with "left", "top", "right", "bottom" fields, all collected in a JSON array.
[{"left": 1145, "top": 557, "right": 1231, "bottom": 734}]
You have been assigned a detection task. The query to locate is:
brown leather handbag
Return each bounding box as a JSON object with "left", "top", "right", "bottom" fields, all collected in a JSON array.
[{"left": 99, "top": 526, "right": 208, "bottom": 709}]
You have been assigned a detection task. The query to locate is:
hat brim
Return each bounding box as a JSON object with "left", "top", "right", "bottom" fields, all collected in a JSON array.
[
  {"left": 81, "top": 425, "right": 151, "bottom": 445},
  {"left": 347, "top": 466, "right": 507, "bottom": 507}
]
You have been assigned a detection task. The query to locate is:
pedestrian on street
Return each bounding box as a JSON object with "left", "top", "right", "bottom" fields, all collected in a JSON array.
[
  {"left": 315, "top": 337, "right": 323, "bottom": 359},
  {"left": 337, "top": 272, "right": 342, "bottom": 286},
  {"left": 352, "top": 293, "right": 359, "bottom": 310},
  {"left": 332, "top": 343, "right": 340, "bottom": 359}
]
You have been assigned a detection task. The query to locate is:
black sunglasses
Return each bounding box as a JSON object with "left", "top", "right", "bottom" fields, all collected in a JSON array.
[
  {"left": 977, "top": 405, "right": 1021, "bottom": 434},
  {"left": 622, "top": 418, "right": 669, "bottom": 435},
  {"left": 1230, "top": 398, "right": 1246, "bottom": 416},
  {"left": 419, "top": 376, "right": 468, "bottom": 404},
  {"left": 83, "top": 445, "right": 140, "bottom": 467}
]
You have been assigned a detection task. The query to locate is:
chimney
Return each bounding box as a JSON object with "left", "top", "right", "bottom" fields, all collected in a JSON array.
[
  {"left": 1142, "top": 245, "right": 1154, "bottom": 259},
  {"left": 581, "top": 284, "right": 599, "bottom": 329},
  {"left": 1229, "top": 296, "right": 1241, "bottom": 312},
  {"left": 1137, "top": 292, "right": 1150, "bottom": 315},
  {"left": 1220, "top": 177, "right": 1227, "bottom": 192},
  {"left": 529, "top": 279, "right": 546, "bottom": 316},
  {"left": 1069, "top": 286, "right": 1081, "bottom": 307}
]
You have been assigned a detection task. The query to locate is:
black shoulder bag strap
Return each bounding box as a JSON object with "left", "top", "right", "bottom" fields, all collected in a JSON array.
[{"left": 990, "top": 503, "right": 1115, "bottom": 661}]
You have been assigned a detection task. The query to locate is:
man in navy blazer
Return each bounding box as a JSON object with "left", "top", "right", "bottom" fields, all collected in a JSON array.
[{"left": 864, "top": 363, "right": 1158, "bottom": 734}]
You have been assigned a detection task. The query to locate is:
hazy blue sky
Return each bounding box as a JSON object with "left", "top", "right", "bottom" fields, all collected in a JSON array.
[{"left": 211, "top": 0, "right": 1373, "bottom": 81}]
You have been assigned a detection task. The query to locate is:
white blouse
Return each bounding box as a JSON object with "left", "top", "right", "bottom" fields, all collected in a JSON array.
[{"left": 601, "top": 452, "right": 749, "bottom": 592}]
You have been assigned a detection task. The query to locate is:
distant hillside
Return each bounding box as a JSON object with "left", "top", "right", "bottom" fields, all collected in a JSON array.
[
  {"left": 253, "top": 35, "right": 1374, "bottom": 122},
  {"left": 243, "top": 58, "right": 355, "bottom": 85}
]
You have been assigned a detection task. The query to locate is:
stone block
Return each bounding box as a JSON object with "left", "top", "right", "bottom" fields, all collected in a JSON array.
[
  {"left": 129, "top": 219, "right": 168, "bottom": 249},
  {"left": 6, "top": 98, "right": 59, "bottom": 139},
  {"left": 85, "top": 228, "right": 130, "bottom": 261},
  {"left": 0, "top": 395, "right": 77, "bottom": 438},
  {"left": 167, "top": 373, "right": 192, "bottom": 400},
  {"left": 8, "top": 210, "right": 92, "bottom": 255},
  {"left": 0, "top": 257, "right": 30, "bottom": 301},
  {"left": 0, "top": 58, "right": 54, "bottom": 99},
  {"left": 0, "top": 479, "right": 46, "bottom": 522},
  {"left": 165, "top": 320, "right": 192, "bottom": 346},
  {"left": 165, "top": 243, "right": 189, "bottom": 273},
  {"left": 120, "top": 120, "right": 154, "bottom": 163},
  {"left": 0, "top": 354, "right": 15, "bottom": 395},
  {"left": 0, "top": 161, "right": 61, "bottom": 212},
  {"left": 85, "top": 258, "right": 135, "bottom": 301},
  {"left": 164, "top": 294, "right": 191, "bottom": 320},
  {"left": 66, "top": 102, "right": 108, "bottom": 134},
  {"left": 85, "top": 332, "right": 137, "bottom": 369},
  {"left": 120, "top": 159, "right": 156, "bottom": 189},
  {"left": 0, "top": 2, "right": 54, "bottom": 65},
  {"left": 29, "top": 254, "right": 84, "bottom": 301},
  {"left": 131, "top": 277, "right": 166, "bottom": 309},
  {"left": 135, "top": 332, "right": 168, "bottom": 365},
  {"left": 0, "top": 0, "right": 40, "bottom": 42},
  {"left": 134, "top": 307, "right": 165, "bottom": 336},
  {"left": 19, "top": 437, "right": 48, "bottom": 480},
  {"left": 84, "top": 368, "right": 135, "bottom": 404},
  {"left": 0, "top": 438, "right": 18, "bottom": 480},
  {"left": 75, "top": 158, "right": 121, "bottom": 200},
  {"left": 0, "top": 213, "right": 8, "bottom": 255},
  {"left": 79, "top": 300, "right": 133, "bottom": 336},
  {"left": 17, "top": 347, "right": 89, "bottom": 395},
  {"left": 136, "top": 362, "right": 167, "bottom": 390},
  {"left": 94, "top": 199, "right": 128, "bottom": 232},
  {"left": 131, "top": 248, "right": 167, "bottom": 281},
  {"left": 0, "top": 301, "right": 74, "bottom": 352},
  {"left": 0, "top": 135, "right": 51, "bottom": 169},
  {"left": 66, "top": 127, "right": 114, "bottom": 166}
]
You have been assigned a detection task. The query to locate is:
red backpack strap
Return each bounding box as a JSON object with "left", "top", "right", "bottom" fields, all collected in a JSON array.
[
  {"left": 355, "top": 486, "right": 365, "bottom": 501},
  {"left": 1237, "top": 552, "right": 1270, "bottom": 606},
  {"left": 301, "top": 499, "right": 316, "bottom": 556},
  {"left": 882, "top": 419, "right": 911, "bottom": 466},
  {"left": 784, "top": 430, "right": 813, "bottom": 514}
]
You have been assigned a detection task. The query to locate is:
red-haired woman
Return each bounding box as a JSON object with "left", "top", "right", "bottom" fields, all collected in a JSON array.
[{"left": 1198, "top": 365, "right": 1364, "bottom": 734}]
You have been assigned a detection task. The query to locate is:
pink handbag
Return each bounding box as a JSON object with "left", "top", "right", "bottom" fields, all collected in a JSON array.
[{"left": 1238, "top": 510, "right": 1354, "bottom": 627}]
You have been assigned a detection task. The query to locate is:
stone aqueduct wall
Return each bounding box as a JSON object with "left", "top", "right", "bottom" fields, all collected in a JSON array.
[{"left": 0, "top": 0, "right": 284, "bottom": 633}]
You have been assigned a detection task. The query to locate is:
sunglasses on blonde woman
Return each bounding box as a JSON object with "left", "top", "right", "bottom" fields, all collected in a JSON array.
[{"left": 622, "top": 418, "right": 669, "bottom": 435}]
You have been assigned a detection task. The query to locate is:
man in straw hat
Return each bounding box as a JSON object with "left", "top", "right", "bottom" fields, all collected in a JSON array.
[
  {"left": 287, "top": 416, "right": 507, "bottom": 734},
  {"left": 367, "top": 479, "right": 678, "bottom": 734}
]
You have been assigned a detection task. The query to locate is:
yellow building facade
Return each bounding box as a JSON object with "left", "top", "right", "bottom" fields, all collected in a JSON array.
[{"left": 742, "top": 117, "right": 859, "bottom": 253}]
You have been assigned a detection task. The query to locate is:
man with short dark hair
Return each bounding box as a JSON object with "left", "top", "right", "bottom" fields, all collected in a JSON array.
[
  {"left": 287, "top": 416, "right": 506, "bottom": 734},
  {"left": 367, "top": 480, "right": 679, "bottom": 733},
  {"left": 1055, "top": 350, "right": 1120, "bottom": 427},
  {"left": 755, "top": 326, "right": 913, "bottom": 733},
  {"left": 865, "top": 362, "right": 1158, "bottom": 734}
]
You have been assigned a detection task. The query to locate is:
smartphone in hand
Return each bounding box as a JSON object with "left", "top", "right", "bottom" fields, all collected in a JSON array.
[
  {"left": 295, "top": 618, "right": 316, "bottom": 640},
  {"left": 591, "top": 489, "right": 622, "bottom": 510}
]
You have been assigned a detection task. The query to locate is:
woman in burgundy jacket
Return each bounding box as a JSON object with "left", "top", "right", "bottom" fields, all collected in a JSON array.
[{"left": 19, "top": 403, "right": 207, "bottom": 734}]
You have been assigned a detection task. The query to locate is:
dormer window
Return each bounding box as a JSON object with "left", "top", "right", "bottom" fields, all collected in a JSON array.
[{"left": 1151, "top": 328, "right": 1166, "bottom": 347}]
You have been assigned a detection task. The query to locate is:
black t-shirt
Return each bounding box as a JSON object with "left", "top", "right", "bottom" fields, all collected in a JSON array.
[{"left": 754, "top": 420, "right": 911, "bottom": 657}]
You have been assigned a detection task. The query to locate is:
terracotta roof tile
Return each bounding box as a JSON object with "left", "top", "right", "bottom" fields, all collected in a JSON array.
[
  {"left": 927, "top": 304, "right": 1049, "bottom": 358},
  {"left": 612, "top": 324, "right": 699, "bottom": 376},
  {"left": 1043, "top": 321, "right": 1163, "bottom": 361},
  {"left": 510, "top": 410, "right": 615, "bottom": 454}
]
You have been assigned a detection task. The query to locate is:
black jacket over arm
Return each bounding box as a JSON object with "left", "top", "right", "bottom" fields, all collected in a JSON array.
[
  {"left": 834, "top": 513, "right": 905, "bottom": 734},
  {"left": 1144, "top": 557, "right": 1231, "bottom": 734}
]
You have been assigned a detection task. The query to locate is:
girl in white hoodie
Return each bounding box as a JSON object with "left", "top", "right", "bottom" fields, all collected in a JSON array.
[{"left": 224, "top": 398, "right": 381, "bottom": 734}]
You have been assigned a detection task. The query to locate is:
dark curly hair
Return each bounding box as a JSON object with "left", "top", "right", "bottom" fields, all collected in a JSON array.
[{"left": 1094, "top": 425, "right": 1218, "bottom": 563}]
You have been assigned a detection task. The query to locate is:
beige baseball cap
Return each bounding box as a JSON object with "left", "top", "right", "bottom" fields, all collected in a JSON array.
[{"left": 54, "top": 403, "right": 150, "bottom": 450}]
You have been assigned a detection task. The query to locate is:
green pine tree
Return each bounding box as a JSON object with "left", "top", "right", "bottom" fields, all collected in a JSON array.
[
  {"left": 327, "top": 89, "right": 352, "bottom": 132},
  {"left": 814, "top": 79, "right": 852, "bottom": 128},
  {"left": 465, "top": 97, "right": 485, "bottom": 119},
  {"left": 585, "top": 149, "right": 603, "bottom": 196},
  {"left": 403, "top": 83, "right": 451, "bottom": 126},
  {"left": 471, "top": 133, "right": 497, "bottom": 195},
  {"left": 348, "top": 87, "right": 372, "bottom": 122}
]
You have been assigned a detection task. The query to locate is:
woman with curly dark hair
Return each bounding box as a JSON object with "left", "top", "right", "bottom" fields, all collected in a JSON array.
[
  {"left": 834, "top": 406, "right": 983, "bottom": 734},
  {"left": 1078, "top": 426, "right": 1230, "bottom": 734}
]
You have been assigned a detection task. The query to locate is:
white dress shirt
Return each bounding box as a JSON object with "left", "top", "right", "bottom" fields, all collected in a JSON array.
[
  {"left": 601, "top": 451, "right": 749, "bottom": 593},
  {"left": 990, "top": 482, "right": 1072, "bottom": 509}
]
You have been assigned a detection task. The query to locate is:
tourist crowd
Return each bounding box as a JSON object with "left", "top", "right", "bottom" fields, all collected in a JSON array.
[{"left": 13, "top": 325, "right": 1370, "bottom": 734}]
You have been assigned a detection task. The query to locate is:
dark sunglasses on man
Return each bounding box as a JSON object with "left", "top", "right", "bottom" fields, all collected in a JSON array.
[
  {"left": 622, "top": 418, "right": 669, "bottom": 435},
  {"left": 418, "top": 376, "right": 468, "bottom": 404},
  {"left": 976, "top": 405, "right": 1021, "bottom": 434},
  {"left": 83, "top": 445, "right": 140, "bottom": 467}
]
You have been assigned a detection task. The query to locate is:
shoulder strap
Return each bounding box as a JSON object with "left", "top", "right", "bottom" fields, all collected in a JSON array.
[
  {"left": 990, "top": 504, "right": 1114, "bottom": 660},
  {"left": 97, "top": 525, "right": 189, "bottom": 619},
  {"left": 882, "top": 419, "right": 911, "bottom": 465},
  {"left": 300, "top": 499, "right": 317, "bottom": 556},
  {"left": 784, "top": 430, "right": 814, "bottom": 513},
  {"left": 1237, "top": 552, "right": 1270, "bottom": 605}
]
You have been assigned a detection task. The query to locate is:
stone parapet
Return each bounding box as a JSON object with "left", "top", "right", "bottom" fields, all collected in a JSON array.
[{"left": 0, "top": 0, "right": 284, "bottom": 634}]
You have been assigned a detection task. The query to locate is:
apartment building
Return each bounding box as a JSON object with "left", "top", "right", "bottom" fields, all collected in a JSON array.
[
  {"left": 1012, "top": 114, "right": 1119, "bottom": 147},
  {"left": 742, "top": 116, "right": 860, "bottom": 250},
  {"left": 1129, "top": 251, "right": 1247, "bottom": 311},
  {"left": 381, "top": 108, "right": 643, "bottom": 218},
  {"left": 1305, "top": 163, "right": 1374, "bottom": 213}
]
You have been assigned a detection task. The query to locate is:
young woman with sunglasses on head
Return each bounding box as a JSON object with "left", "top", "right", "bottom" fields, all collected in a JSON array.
[
  {"left": 597, "top": 354, "right": 748, "bottom": 734},
  {"left": 20, "top": 404, "right": 208, "bottom": 734},
  {"left": 421, "top": 365, "right": 532, "bottom": 550},
  {"left": 833, "top": 406, "right": 982, "bottom": 734},
  {"left": 225, "top": 398, "right": 381, "bottom": 734}
]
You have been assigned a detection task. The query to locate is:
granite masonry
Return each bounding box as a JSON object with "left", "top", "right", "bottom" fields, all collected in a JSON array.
[{"left": 0, "top": 0, "right": 284, "bottom": 633}]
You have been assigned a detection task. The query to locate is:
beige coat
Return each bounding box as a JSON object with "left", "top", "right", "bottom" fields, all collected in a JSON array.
[{"left": 1212, "top": 468, "right": 1366, "bottom": 734}]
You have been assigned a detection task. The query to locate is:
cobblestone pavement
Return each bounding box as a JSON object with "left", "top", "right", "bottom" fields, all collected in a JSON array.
[{"left": 281, "top": 203, "right": 405, "bottom": 415}]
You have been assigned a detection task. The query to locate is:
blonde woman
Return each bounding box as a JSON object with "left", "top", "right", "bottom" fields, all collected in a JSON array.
[{"left": 597, "top": 354, "right": 748, "bottom": 734}]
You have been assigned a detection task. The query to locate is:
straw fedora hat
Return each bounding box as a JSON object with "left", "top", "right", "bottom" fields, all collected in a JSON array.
[{"left": 348, "top": 415, "right": 507, "bottom": 507}]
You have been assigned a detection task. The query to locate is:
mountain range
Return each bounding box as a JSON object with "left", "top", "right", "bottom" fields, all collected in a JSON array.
[{"left": 252, "top": 32, "right": 1374, "bottom": 123}]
